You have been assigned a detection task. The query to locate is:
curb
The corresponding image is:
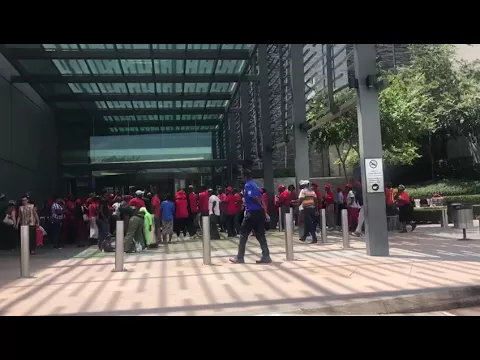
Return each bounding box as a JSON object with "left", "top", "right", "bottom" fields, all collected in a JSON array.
[{"left": 282, "top": 286, "right": 480, "bottom": 315}]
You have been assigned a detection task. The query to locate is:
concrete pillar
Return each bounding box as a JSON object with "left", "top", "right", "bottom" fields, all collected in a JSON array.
[
  {"left": 290, "top": 44, "right": 310, "bottom": 184},
  {"left": 258, "top": 44, "right": 275, "bottom": 214},
  {"left": 354, "top": 44, "right": 389, "bottom": 256}
]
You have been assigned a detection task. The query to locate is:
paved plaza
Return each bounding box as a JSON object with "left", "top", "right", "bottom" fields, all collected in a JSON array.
[{"left": 1, "top": 224, "right": 480, "bottom": 316}]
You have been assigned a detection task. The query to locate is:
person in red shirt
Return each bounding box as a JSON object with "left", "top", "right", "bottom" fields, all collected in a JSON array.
[
  {"left": 63, "top": 194, "right": 75, "bottom": 244},
  {"left": 396, "top": 185, "right": 416, "bottom": 233},
  {"left": 324, "top": 184, "right": 335, "bottom": 230},
  {"left": 233, "top": 188, "right": 243, "bottom": 233},
  {"left": 88, "top": 197, "right": 99, "bottom": 243},
  {"left": 218, "top": 188, "right": 227, "bottom": 232},
  {"left": 186, "top": 185, "right": 199, "bottom": 237},
  {"left": 277, "top": 185, "right": 289, "bottom": 229},
  {"left": 225, "top": 187, "right": 238, "bottom": 237},
  {"left": 128, "top": 190, "right": 146, "bottom": 210},
  {"left": 198, "top": 186, "right": 209, "bottom": 216},
  {"left": 151, "top": 192, "right": 161, "bottom": 242},
  {"left": 385, "top": 182, "right": 396, "bottom": 216},
  {"left": 287, "top": 185, "right": 298, "bottom": 226},
  {"left": 261, "top": 188, "right": 270, "bottom": 230},
  {"left": 175, "top": 189, "right": 189, "bottom": 240}
]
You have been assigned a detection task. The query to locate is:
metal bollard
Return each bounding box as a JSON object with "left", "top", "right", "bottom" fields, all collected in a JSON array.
[
  {"left": 321, "top": 208, "right": 327, "bottom": 243},
  {"left": 278, "top": 207, "right": 283, "bottom": 232},
  {"left": 202, "top": 216, "right": 211, "bottom": 265},
  {"left": 341, "top": 209, "right": 350, "bottom": 249},
  {"left": 113, "top": 220, "right": 126, "bottom": 272},
  {"left": 441, "top": 208, "right": 448, "bottom": 228},
  {"left": 284, "top": 211, "right": 294, "bottom": 260},
  {"left": 20, "top": 225, "right": 30, "bottom": 278}
]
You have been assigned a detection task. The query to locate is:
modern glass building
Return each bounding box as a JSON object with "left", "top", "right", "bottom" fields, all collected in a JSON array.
[
  {"left": 0, "top": 44, "right": 363, "bottom": 199},
  {"left": 0, "top": 44, "right": 316, "bottom": 200}
]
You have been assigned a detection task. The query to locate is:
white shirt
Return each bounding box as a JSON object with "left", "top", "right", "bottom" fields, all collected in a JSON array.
[
  {"left": 209, "top": 195, "right": 220, "bottom": 216},
  {"left": 348, "top": 190, "right": 359, "bottom": 208}
]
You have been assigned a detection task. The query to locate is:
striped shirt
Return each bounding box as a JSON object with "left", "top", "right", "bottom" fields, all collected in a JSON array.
[{"left": 51, "top": 202, "right": 64, "bottom": 221}]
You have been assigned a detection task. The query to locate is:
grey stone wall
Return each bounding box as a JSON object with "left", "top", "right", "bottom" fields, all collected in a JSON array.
[{"left": 0, "top": 52, "right": 59, "bottom": 203}]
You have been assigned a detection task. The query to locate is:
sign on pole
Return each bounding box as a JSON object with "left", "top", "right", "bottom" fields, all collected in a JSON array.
[{"left": 365, "top": 158, "right": 384, "bottom": 193}]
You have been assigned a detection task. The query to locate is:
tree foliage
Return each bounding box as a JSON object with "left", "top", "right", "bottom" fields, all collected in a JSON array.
[{"left": 308, "top": 44, "right": 480, "bottom": 174}]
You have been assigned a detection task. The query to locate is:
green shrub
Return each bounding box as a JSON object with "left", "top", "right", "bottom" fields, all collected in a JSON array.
[
  {"left": 444, "top": 195, "right": 480, "bottom": 205},
  {"left": 412, "top": 207, "right": 443, "bottom": 224},
  {"left": 406, "top": 180, "right": 480, "bottom": 198}
]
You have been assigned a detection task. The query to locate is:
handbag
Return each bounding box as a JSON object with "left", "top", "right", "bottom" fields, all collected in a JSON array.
[
  {"left": 3, "top": 215, "right": 14, "bottom": 226},
  {"left": 83, "top": 214, "right": 89, "bottom": 222},
  {"left": 36, "top": 228, "right": 44, "bottom": 246}
]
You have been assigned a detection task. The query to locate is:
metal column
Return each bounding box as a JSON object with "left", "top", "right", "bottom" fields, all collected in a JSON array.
[
  {"left": 20, "top": 225, "right": 30, "bottom": 278},
  {"left": 113, "top": 220, "right": 126, "bottom": 272},
  {"left": 240, "top": 82, "right": 252, "bottom": 164},
  {"left": 202, "top": 216, "right": 211, "bottom": 265},
  {"left": 284, "top": 211, "right": 294, "bottom": 260},
  {"left": 354, "top": 44, "right": 389, "bottom": 256},
  {"left": 289, "top": 44, "right": 310, "bottom": 184},
  {"left": 257, "top": 44, "right": 274, "bottom": 213},
  {"left": 228, "top": 113, "right": 237, "bottom": 182}
]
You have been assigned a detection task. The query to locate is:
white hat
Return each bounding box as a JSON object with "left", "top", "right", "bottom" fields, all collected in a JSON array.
[
  {"left": 299, "top": 180, "right": 310, "bottom": 186},
  {"left": 135, "top": 190, "right": 144, "bottom": 196}
]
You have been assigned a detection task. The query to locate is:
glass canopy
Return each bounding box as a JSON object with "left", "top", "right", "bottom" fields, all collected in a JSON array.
[{"left": 2, "top": 44, "right": 253, "bottom": 135}]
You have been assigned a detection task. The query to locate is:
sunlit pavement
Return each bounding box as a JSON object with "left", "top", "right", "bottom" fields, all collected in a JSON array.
[{"left": 0, "top": 224, "right": 480, "bottom": 316}]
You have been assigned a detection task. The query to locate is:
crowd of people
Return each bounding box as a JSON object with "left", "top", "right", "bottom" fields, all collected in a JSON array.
[{"left": 0, "top": 174, "right": 417, "bottom": 254}]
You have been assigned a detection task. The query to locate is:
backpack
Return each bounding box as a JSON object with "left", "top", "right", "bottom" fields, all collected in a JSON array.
[{"left": 102, "top": 234, "right": 116, "bottom": 252}]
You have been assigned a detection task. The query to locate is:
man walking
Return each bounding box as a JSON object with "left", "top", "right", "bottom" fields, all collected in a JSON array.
[{"left": 230, "top": 169, "right": 272, "bottom": 264}]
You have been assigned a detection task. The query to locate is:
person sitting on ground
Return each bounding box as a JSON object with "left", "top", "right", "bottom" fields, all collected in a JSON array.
[{"left": 124, "top": 207, "right": 146, "bottom": 253}]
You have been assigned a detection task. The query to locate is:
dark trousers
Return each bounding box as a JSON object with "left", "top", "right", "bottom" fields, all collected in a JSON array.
[
  {"left": 226, "top": 214, "right": 237, "bottom": 237},
  {"left": 175, "top": 217, "right": 188, "bottom": 237},
  {"left": 234, "top": 211, "right": 243, "bottom": 234},
  {"left": 50, "top": 220, "right": 63, "bottom": 248},
  {"left": 97, "top": 218, "right": 110, "bottom": 243},
  {"left": 219, "top": 210, "right": 226, "bottom": 232},
  {"left": 237, "top": 210, "right": 270, "bottom": 261},
  {"left": 210, "top": 214, "right": 221, "bottom": 240},
  {"left": 302, "top": 207, "right": 318, "bottom": 242},
  {"left": 187, "top": 213, "right": 197, "bottom": 236}
]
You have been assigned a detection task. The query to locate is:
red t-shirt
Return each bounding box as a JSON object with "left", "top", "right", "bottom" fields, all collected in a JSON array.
[
  {"left": 385, "top": 188, "right": 394, "bottom": 204},
  {"left": 287, "top": 190, "right": 298, "bottom": 205},
  {"left": 397, "top": 192, "right": 410, "bottom": 207},
  {"left": 128, "top": 197, "right": 145, "bottom": 210},
  {"left": 175, "top": 192, "right": 189, "bottom": 218},
  {"left": 198, "top": 191, "right": 209, "bottom": 213},
  {"left": 188, "top": 192, "right": 198, "bottom": 214},
  {"left": 235, "top": 193, "right": 243, "bottom": 212},
  {"left": 313, "top": 189, "right": 323, "bottom": 209},
  {"left": 226, "top": 194, "right": 238, "bottom": 215},
  {"left": 278, "top": 190, "right": 289, "bottom": 207},
  {"left": 152, "top": 195, "right": 161, "bottom": 217},
  {"left": 324, "top": 191, "right": 334, "bottom": 206},
  {"left": 66, "top": 200, "right": 75, "bottom": 220},
  {"left": 88, "top": 203, "right": 98, "bottom": 219},
  {"left": 219, "top": 193, "right": 227, "bottom": 211}
]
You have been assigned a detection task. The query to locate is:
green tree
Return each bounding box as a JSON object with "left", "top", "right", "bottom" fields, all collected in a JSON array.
[{"left": 308, "top": 44, "right": 480, "bottom": 179}]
